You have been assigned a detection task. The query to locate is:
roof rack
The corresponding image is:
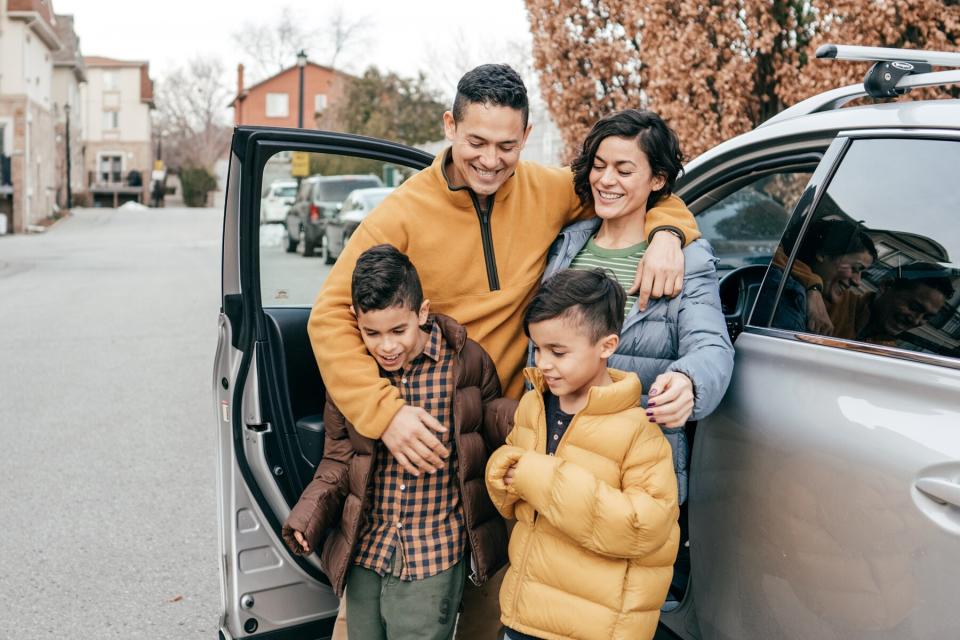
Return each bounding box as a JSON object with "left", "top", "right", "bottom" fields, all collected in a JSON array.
[{"left": 761, "top": 44, "right": 960, "bottom": 128}]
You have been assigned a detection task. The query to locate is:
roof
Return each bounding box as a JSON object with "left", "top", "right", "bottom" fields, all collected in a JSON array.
[
  {"left": 7, "top": 0, "right": 62, "bottom": 50},
  {"left": 83, "top": 56, "right": 149, "bottom": 68},
  {"left": 51, "top": 14, "right": 86, "bottom": 81},
  {"left": 229, "top": 61, "right": 353, "bottom": 106}
]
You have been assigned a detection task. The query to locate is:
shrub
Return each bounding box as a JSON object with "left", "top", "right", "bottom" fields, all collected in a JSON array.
[{"left": 180, "top": 166, "right": 218, "bottom": 207}]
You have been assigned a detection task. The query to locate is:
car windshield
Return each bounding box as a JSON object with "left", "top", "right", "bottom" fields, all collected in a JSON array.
[
  {"left": 316, "top": 179, "right": 381, "bottom": 202},
  {"left": 274, "top": 185, "right": 297, "bottom": 198}
]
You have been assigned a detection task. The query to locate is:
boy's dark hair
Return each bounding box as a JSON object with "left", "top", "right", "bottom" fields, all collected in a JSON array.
[
  {"left": 523, "top": 269, "right": 626, "bottom": 342},
  {"left": 452, "top": 64, "right": 529, "bottom": 129},
  {"left": 351, "top": 244, "right": 424, "bottom": 313},
  {"left": 571, "top": 109, "right": 684, "bottom": 212}
]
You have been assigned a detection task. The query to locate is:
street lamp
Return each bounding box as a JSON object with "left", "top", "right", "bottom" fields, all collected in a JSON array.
[
  {"left": 296, "top": 49, "right": 308, "bottom": 129},
  {"left": 64, "top": 103, "right": 72, "bottom": 209}
]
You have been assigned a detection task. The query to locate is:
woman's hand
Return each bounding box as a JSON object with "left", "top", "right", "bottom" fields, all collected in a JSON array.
[
  {"left": 630, "top": 231, "right": 684, "bottom": 311},
  {"left": 647, "top": 372, "right": 694, "bottom": 427},
  {"left": 805, "top": 289, "right": 834, "bottom": 335}
]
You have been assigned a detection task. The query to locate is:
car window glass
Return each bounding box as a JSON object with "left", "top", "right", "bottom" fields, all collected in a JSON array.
[
  {"left": 259, "top": 150, "right": 408, "bottom": 306},
  {"left": 697, "top": 171, "right": 812, "bottom": 273},
  {"left": 759, "top": 138, "right": 960, "bottom": 359}
]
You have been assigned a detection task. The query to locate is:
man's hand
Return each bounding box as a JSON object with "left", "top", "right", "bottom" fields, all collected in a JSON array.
[
  {"left": 381, "top": 405, "right": 449, "bottom": 476},
  {"left": 647, "top": 372, "right": 694, "bottom": 428},
  {"left": 293, "top": 530, "right": 312, "bottom": 554},
  {"left": 805, "top": 289, "right": 833, "bottom": 335},
  {"left": 630, "top": 230, "right": 684, "bottom": 311}
]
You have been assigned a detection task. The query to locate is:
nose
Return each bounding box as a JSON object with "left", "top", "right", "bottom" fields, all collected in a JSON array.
[
  {"left": 850, "top": 271, "right": 862, "bottom": 286},
  {"left": 381, "top": 335, "right": 396, "bottom": 352}
]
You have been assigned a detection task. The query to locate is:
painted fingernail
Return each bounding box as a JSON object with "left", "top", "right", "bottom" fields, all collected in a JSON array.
[
  {"left": 649, "top": 389, "right": 659, "bottom": 397},
  {"left": 648, "top": 401, "right": 657, "bottom": 407}
]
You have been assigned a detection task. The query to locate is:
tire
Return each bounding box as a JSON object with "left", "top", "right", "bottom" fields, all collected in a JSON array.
[
  {"left": 284, "top": 226, "right": 298, "bottom": 253},
  {"left": 302, "top": 232, "right": 315, "bottom": 257},
  {"left": 321, "top": 234, "right": 336, "bottom": 265}
]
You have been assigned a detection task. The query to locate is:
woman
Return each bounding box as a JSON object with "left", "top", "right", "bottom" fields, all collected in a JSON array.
[
  {"left": 759, "top": 218, "right": 878, "bottom": 336},
  {"left": 539, "top": 109, "right": 734, "bottom": 506}
]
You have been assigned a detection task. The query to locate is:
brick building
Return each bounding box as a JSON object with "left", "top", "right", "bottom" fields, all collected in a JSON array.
[{"left": 230, "top": 61, "right": 350, "bottom": 130}]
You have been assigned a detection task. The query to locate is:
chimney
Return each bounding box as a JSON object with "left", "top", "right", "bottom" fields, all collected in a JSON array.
[{"left": 237, "top": 63, "right": 245, "bottom": 96}]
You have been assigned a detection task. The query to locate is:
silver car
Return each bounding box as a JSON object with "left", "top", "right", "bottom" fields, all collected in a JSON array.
[{"left": 214, "top": 45, "right": 960, "bottom": 640}]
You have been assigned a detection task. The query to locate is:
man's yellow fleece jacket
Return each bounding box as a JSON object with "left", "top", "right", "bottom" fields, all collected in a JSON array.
[{"left": 307, "top": 149, "right": 699, "bottom": 438}]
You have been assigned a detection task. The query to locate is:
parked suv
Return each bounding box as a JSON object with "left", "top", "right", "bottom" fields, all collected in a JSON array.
[
  {"left": 215, "top": 45, "right": 960, "bottom": 640},
  {"left": 320, "top": 187, "right": 394, "bottom": 264},
  {"left": 283, "top": 174, "right": 383, "bottom": 256}
]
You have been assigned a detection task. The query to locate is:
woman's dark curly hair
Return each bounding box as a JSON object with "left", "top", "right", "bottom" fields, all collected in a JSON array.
[{"left": 571, "top": 109, "right": 684, "bottom": 212}]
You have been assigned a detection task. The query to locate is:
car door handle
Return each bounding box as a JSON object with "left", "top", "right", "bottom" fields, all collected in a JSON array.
[{"left": 915, "top": 477, "right": 960, "bottom": 507}]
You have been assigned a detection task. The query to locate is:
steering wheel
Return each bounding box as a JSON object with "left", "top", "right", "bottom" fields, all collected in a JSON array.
[{"left": 718, "top": 265, "right": 769, "bottom": 342}]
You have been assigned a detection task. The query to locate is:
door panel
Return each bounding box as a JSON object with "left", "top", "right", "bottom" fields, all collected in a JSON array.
[
  {"left": 688, "top": 133, "right": 960, "bottom": 639},
  {"left": 215, "top": 128, "right": 432, "bottom": 638}
]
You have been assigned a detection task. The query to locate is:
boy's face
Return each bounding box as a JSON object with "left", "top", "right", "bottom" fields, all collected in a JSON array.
[
  {"left": 442, "top": 102, "right": 532, "bottom": 197},
  {"left": 528, "top": 313, "right": 619, "bottom": 400},
  {"left": 356, "top": 301, "right": 430, "bottom": 372}
]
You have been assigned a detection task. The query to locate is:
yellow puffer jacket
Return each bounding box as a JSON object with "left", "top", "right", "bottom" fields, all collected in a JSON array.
[{"left": 486, "top": 368, "right": 679, "bottom": 640}]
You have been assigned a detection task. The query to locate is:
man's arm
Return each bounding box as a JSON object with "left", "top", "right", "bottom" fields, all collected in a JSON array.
[
  {"left": 308, "top": 219, "right": 447, "bottom": 476},
  {"left": 633, "top": 194, "right": 701, "bottom": 310}
]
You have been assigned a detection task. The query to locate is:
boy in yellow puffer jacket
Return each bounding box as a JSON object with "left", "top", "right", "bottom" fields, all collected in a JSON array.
[{"left": 486, "top": 269, "right": 680, "bottom": 640}]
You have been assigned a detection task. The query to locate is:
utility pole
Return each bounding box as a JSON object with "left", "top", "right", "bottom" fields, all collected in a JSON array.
[
  {"left": 296, "top": 49, "right": 308, "bottom": 129},
  {"left": 64, "top": 103, "right": 73, "bottom": 209}
]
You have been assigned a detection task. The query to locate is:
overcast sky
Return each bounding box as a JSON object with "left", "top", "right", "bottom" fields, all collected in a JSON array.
[{"left": 53, "top": 0, "right": 536, "bottom": 99}]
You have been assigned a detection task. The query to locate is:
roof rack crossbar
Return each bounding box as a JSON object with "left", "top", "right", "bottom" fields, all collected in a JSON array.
[
  {"left": 817, "top": 44, "right": 960, "bottom": 69},
  {"left": 761, "top": 55, "right": 960, "bottom": 129}
]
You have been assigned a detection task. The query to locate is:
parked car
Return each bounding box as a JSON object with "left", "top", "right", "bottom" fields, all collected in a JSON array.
[
  {"left": 284, "top": 174, "right": 384, "bottom": 257},
  {"left": 215, "top": 45, "right": 960, "bottom": 640},
  {"left": 320, "top": 187, "right": 394, "bottom": 264},
  {"left": 259, "top": 180, "right": 298, "bottom": 224}
]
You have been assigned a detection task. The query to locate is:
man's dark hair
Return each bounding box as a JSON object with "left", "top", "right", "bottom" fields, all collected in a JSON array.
[
  {"left": 351, "top": 244, "right": 424, "bottom": 313},
  {"left": 571, "top": 109, "right": 684, "bottom": 212},
  {"left": 887, "top": 261, "right": 956, "bottom": 299},
  {"left": 795, "top": 218, "right": 879, "bottom": 264},
  {"left": 452, "top": 64, "right": 529, "bottom": 129},
  {"left": 523, "top": 269, "right": 626, "bottom": 342}
]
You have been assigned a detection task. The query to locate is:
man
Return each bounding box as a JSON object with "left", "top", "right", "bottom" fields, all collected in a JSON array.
[
  {"left": 309, "top": 64, "right": 700, "bottom": 637},
  {"left": 857, "top": 263, "right": 955, "bottom": 344}
]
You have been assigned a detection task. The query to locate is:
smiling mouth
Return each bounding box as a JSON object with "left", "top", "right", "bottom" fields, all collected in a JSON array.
[
  {"left": 472, "top": 165, "right": 499, "bottom": 179},
  {"left": 596, "top": 190, "right": 624, "bottom": 201},
  {"left": 379, "top": 353, "right": 402, "bottom": 366}
]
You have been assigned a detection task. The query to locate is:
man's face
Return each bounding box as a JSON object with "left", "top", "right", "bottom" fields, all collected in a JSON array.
[
  {"left": 442, "top": 102, "right": 531, "bottom": 197},
  {"left": 871, "top": 283, "right": 946, "bottom": 338},
  {"left": 356, "top": 301, "right": 430, "bottom": 372}
]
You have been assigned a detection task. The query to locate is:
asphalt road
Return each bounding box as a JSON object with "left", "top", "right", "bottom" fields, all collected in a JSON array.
[{"left": 0, "top": 207, "right": 232, "bottom": 639}]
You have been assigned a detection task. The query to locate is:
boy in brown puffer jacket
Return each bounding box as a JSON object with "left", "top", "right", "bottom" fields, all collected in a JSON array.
[{"left": 283, "top": 244, "right": 513, "bottom": 640}]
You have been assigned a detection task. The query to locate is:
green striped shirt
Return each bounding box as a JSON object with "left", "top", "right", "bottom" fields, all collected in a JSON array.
[{"left": 568, "top": 235, "right": 647, "bottom": 315}]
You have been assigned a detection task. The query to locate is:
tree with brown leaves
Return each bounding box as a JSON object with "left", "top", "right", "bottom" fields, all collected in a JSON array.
[{"left": 525, "top": 0, "right": 960, "bottom": 160}]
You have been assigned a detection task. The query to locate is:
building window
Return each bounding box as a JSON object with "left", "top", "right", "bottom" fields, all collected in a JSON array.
[
  {"left": 314, "top": 94, "right": 328, "bottom": 113},
  {"left": 102, "top": 110, "right": 119, "bottom": 130},
  {"left": 99, "top": 154, "right": 123, "bottom": 184},
  {"left": 266, "top": 93, "right": 290, "bottom": 118},
  {"left": 103, "top": 72, "right": 116, "bottom": 90}
]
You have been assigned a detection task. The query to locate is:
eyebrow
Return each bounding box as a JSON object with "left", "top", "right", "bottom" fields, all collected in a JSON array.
[
  {"left": 467, "top": 134, "right": 520, "bottom": 145},
  {"left": 593, "top": 153, "right": 636, "bottom": 168}
]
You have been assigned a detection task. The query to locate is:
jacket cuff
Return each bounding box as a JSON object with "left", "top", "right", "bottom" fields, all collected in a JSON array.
[
  {"left": 512, "top": 451, "right": 561, "bottom": 508},
  {"left": 648, "top": 225, "right": 686, "bottom": 246}
]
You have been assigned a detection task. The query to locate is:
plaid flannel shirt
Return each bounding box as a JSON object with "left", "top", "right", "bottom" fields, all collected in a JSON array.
[{"left": 353, "top": 320, "right": 466, "bottom": 581}]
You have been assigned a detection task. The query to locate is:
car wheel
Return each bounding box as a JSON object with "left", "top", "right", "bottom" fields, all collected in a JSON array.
[
  {"left": 302, "top": 229, "right": 315, "bottom": 257},
  {"left": 284, "top": 226, "right": 298, "bottom": 253},
  {"left": 321, "top": 234, "right": 335, "bottom": 265}
]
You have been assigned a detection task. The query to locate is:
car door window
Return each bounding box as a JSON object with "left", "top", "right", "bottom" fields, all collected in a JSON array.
[
  {"left": 259, "top": 151, "right": 408, "bottom": 306},
  {"left": 762, "top": 137, "right": 960, "bottom": 359},
  {"left": 696, "top": 170, "right": 813, "bottom": 272}
]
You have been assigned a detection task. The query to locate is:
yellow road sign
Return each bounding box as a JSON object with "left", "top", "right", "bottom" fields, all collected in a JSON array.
[{"left": 291, "top": 151, "right": 310, "bottom": 177}]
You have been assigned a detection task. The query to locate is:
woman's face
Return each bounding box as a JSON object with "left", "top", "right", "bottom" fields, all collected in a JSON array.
[
  {"left": 589, "top": 136, "right": 666, "bottom": 222},
  {"left": 814, "top": 250, "right": 874, "bottom": 304}
]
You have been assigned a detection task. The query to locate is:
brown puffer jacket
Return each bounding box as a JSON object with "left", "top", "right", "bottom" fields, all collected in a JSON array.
[{"left": 282, "top": 314, "right": 516, "bottom": 596}]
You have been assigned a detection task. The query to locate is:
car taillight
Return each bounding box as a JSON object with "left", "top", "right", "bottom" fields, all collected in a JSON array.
[{"left": 309, "top": 203, "right": 319, "bottom": 222}]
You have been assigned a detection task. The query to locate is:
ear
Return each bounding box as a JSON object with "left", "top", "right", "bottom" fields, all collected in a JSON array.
[
  {"left": 418, "top": 299, "right": 431, "bottom": 325},
  {"left": 651, "top": 172, "right": 667, "bottom": 192},
  {"left": 443, "top": 111, "right": 456, "bottom": 142},
  {"left": 519, "top": 122, "right": 533, "bottom": 150},
  {"left": 599, "top": 333, "right": 619, "bottom": 359}
]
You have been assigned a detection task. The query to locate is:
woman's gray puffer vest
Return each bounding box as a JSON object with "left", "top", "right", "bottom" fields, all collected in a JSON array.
[{"left": 536, "top": 218, "right": 735, "bottom": 502}]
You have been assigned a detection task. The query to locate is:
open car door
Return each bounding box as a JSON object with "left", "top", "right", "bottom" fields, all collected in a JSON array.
[{"left": 214, "top": 127, "right": 432, "bottom": 640}]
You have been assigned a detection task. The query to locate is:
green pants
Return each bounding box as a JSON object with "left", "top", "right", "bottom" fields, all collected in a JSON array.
[{"left": 345, "top": 551, "right": 465, "bottom": 640}]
